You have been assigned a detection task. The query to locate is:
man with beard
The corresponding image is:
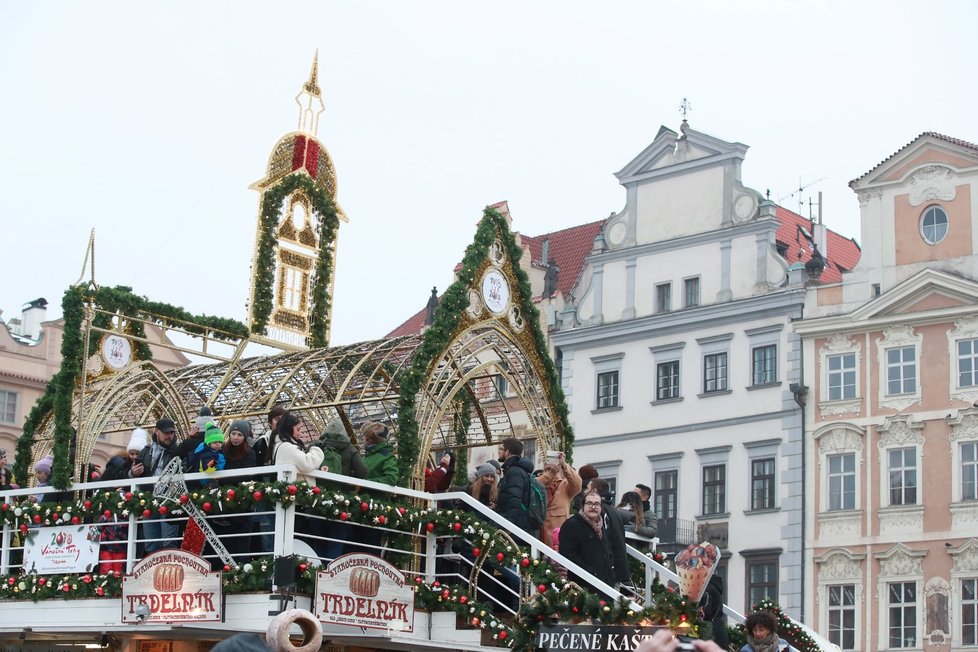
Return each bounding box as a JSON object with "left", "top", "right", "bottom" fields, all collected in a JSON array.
[
  {"left": 129, "top": 418, "right": 181, "bottom": 552},
  {"left": 495, "top": 437, "right": 535, "bottom": 533}
]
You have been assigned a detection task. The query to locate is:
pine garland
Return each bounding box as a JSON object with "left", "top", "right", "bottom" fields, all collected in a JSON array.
[
  {"left": 248, "top": 172, "right": 339, "bottom": 347},
  {"left": 395, "top": 206, "right": 575, "bottom": 484}
]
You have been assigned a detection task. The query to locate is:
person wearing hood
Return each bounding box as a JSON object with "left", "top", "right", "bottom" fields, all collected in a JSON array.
[
  {"left": 129, "top": 418, "right": 181, "bottom": 552},
  {"left": 424, "top": 451, "right": 455, "bottom": 493},
  {"left": 361, "top": 421, "right": 399, "bottom": 486},
  {"left": 495, "top": 437, "right": 535, "bottom": 532},
  {"left": 31, "top": 454, "right": 53, "bottom": 503},
  {"left": 316, "top": 418, "right": 367, "bottom": 479}
]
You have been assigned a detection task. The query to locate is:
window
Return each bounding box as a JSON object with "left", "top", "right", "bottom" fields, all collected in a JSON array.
[
  {"left": 886, "top": 346, "right": 916, "bottom": 396},
  {"left": 684, "top": 277, "right": 700, "bottom": 308},
  {"left": 746, "top": 560, "right": 778, "bottom": 608},
  {"left": 656, "top": 283, "right": 672, "bottom": 313},
  {"left": 888, "top": 581, "right": 917, "bottom": 648},
  {"left": 596, "top": 370, "right": 619, "bottom": 409},
  {"left": 751, "top": 458, "right": 776, "bottom": 510},
  {"left": 0, "top": 390, "right": 15, "bottom": 425},
  {"left": 828, "top": 584, "right": 857, "bottom": 650},
  {"left": 702, "top": 464, "right": 726, "bottom": 515},
  {"left": 704, "top": 353, "right": 728, "bottom": 393},
  {"left": 752, "top": 345, "right": 777, "bottom": 386},
  {"left": 828, "top": 453, "right": 856, "bottom": 511},
  {"left": 828, "top": 353, "right": 857, "bottom": 401},
  {"left": 964, "top": 578, "right": 978, "bottom": 646},
  {"left": 962, "top": 442, "right": 978, "bottom": 501},
  {"left": 959, "top": 338, "right": 978, "bottom": 388},
  {"left": 920, "top": 205, "right": 949, "bottom": 245},
  {"left": 654, "top": 469, "right": 678, "bottom": 520},
  {"left": 494, "top": 375, "right": 508, "bottom": 399},
  {"left": 656, "top": 360, "right": 680, "bottom": 401},
  {"left": 888, "top": 447, "right": 917, "bottom": 506}
]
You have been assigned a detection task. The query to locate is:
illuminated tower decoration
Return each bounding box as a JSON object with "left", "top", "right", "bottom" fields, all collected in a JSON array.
[{"left": 247, "top": 51, "right": 347, "bottom": 348}]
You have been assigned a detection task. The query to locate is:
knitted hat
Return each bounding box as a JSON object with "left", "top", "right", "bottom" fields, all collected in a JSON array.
[
  {"left": 487, "top": 459, "right": 501, "bottom": 471},
  {"left": 34, "top": 454, "right": 53, "bottom": 474},
  {"left": 229, "top": 420, "right": 253, "bottom": 440},
  {"left": 323, "top": 418, "right": 346, "bottom": 437},
  {"left": 475, "top": 463, "right": 496, "bottom": 479},
  {"left": 196, "top": 416, "right": 216, "bottom": 431},
  {"left": 204, "top": 424, "right": 224, "bottom": 446},
  {"left": 127, "top": 428, "right": 148, "bottom": 452}
]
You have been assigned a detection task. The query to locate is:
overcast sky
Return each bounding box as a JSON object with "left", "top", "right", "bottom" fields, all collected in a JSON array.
[{"left": 2, "top": 1, "right": 976, "bottom": 346}]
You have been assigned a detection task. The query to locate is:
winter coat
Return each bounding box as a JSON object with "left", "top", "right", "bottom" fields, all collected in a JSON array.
[
  {"left": 616, "top": 507, "right": 657, "bottom": 538},
  {"left": 601, "top": 501, "right": 631, "bottom": 583},
  {"left": 740, "top": 639, "right": 790, "bottom": 652},
  {"left": 131, "top": 440, "right": 179, "bottom": 478},
  {"left": 540, "top": 464, "right": 582, "bottom": 547},
  {"left": 557, "top": 512, "right": 618, "bottom": 589},
  {"left": 317, "top": 430, "right": 367, "bottom": 479},
  {"left": 496, "top": 456, "right": 534, "bottom": 531},
  {"left": 272, "top": 439, "right": 325, "bottom": 479},
  {"left": 188, "top": 443, "right": 226, "bottom": 474},
  {"left": 363, "top": 441, "right": 399, "bottom": 486}
]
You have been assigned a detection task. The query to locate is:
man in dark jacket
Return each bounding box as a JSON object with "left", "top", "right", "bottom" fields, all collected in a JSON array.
[
  {"left": 590, "top": 477, "right": 631, "bottom": 585},
  {"left": 317, "top": 418, "right": 367, "bottom": 479},
  {"left": 129, "top": 418, "right": 182, "bottom": 552},
  {"left": 495, "top": 437, "right": 534, "bottom": 532}
]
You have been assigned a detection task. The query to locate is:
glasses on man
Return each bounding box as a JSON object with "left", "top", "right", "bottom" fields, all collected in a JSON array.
[{"left": 583, "top": 501, "right": 602, "bottom": 507}]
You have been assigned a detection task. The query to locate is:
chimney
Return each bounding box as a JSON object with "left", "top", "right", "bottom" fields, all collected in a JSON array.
[{"left": 20, "top": 298, "right": 47, "bottom": 341}]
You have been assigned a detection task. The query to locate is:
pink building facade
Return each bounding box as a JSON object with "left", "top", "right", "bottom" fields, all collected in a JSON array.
[{"left": 798, "top": 134, "right": 978, "bottom": 652}]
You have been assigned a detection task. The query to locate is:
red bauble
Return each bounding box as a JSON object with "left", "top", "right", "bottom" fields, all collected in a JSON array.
[
  {"left": 56, "top": 532, "right": 65, "bottom": 545},
  {"left": 62, "top": 585, "right": 70, "bottom": 593},
  {"left": 312, "top": 486, "right": 321, "bottom": 495},
  {"left": 31, "top": 514, "right": 40, "bottom": 523},
  {"left": 82, "top": 575, "right": 92, "bottom": 584},
  {"left": 537, "top": 584, "right": 547, "bottom": 593},
  {"left": 179, "top": 494, "right": 189, "bottom": 504},
  {"left": 19, "top": 524, "right": 28, "bottom": 534},
  {"left": 71, "top": 516, "right": 80, "bottom": 525},
  {"left": 142, "top": 509, "right": 151, "bottom": 518},
  {"left": 572, "top": 606, "right": 579, "bottom": 613},
  {"left": 459, "top": 595, "right": 468, "bottom": 604},
  {"left": 6, "top": 578, "right": 13, "bottom": 585},
  {"left": 520, "top": 558, "right": 530, "bottom": 567},
  {"left": 537, "top": 615, "right": 544, "bottom": 621},
  {"left": 471, "top": 547, "right": 481, "bottom": 557},
  {"left": 0, "top": 503, "right": 6, "bottom": 512},
  {"left": 287, "top": 484, "right": 298, "bottom": 495},
  {"left": 496, "top": 553, "right": 505, "bottom": 562},
  {"left": 361, "top": 501, "right": 370, "bottom": 512},
  {"left": 299, "top": 563, "right": 308, "bottom": 572},
  {"left": 223, "top": 565, "right": 231, "bottom": 572},
  {"left": 441, "top": 589, "right": 450, "bottom": 599},
  {"left": 52, "top": 513, "right": 60, "bottom": 521},
  {"left": 159, "top": 506, "right": 168, "bottom": 515},
  {"left": 38, "top": 578, "right": 46, "bottom": 586},
  {"left": 425, "top": 522, "right": 435, "bottom": 532},
  {"left": 452, "top": 522, "right": 462, "bottom": 532},
  {"left": 226, "top": 489, "right": 235, "bottom": 500},
  {"left": 95, "top": 587, "right": 104, "bottom": 596},
  {"left": 377, "top": 515, "right": 387, "bottom": 525},
  {"left": 599, "top": 600, "right": 606, "bottom": 607},
  {"left": 499, "top": 631, "right": 508, "bottom": 640},
  {"left": 124, "top": 492, "right": 133, "bottom": 501},
  {"left": 339, "top": 512, "right": 349, "bottom": 521},
  {"left": 397, "top": 507, "right": 405, "bottom": 516},
  {"left": 253, "top": 491, "right": 263, "bottom": 501},
  {"left": 202, "top": 502, "right": 212, "bottom": 512},
  {"left": 471, "top": 617, "right": 481, "bottom": 626},
  {"left": 83, "top": 500, "right": 92, "bottom": 509}
]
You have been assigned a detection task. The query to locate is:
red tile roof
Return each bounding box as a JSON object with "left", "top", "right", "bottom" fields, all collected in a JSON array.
[
  {"left": 850, "top": 131, "right": 978, "bottom": 186},
  {"left": 386, "top": 303, "right": 429, "bottom": 338},
  {"left": 775, "top": 206, "right": 861, "bottom": 284},
  {"left": 518, "top": 218, "right": 607, "bottom": 299}
]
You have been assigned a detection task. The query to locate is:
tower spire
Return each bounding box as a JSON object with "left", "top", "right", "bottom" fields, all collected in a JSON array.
[{"left": 295, "top": 49, "right": 325, "bottom": 135}]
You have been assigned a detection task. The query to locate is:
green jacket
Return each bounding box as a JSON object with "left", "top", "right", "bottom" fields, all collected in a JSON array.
[
  {"left": 364, "top": 441, "right": 399, "bottom": 486},
  {"left": 316, "top": 430, "right": 368, "bottom": 479}
]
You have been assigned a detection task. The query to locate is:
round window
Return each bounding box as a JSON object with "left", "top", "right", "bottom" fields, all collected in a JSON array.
[{"left": 920, "top": 206, "right": 948, "bottom": 244}]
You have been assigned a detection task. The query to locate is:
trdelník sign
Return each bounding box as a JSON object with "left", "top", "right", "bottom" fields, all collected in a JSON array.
[
  {"left": 314, "top": 553, "right": 414, "bottom": 632},
  {"left": 122, "top": 549, "right": 222, "bottom": 623}
]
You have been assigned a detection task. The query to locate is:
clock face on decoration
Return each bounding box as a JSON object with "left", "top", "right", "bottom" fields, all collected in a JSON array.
[
  {"left": 481, "top": 269, "right": 510, "bottom": 314},
  {"left": 100, "top": 334, "right": 132, "bottom": 371}
]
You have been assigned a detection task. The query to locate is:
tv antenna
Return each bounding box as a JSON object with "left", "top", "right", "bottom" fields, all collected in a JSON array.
[{"left": 777, "top": 177, "right": 825, "bottom": 215}]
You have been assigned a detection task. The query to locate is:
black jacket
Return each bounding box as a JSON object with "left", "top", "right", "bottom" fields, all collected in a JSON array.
[
  {"left": 601, "top": 501, "right": 630, "bottom": 583},
  {"left": 497, "top": 456, "right": 534, "bottom": 531},
  {"left": 131, "top": 440, "right": 180, "bottom": 478},
  {"left": 558, "top": 513, "right": 618, "bottom": 589}
]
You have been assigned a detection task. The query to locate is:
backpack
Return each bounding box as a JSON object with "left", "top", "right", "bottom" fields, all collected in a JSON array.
[
  {"left": 317, "top": 444, "right": 343, "bottom": 476},
  {"left": 253, "top": 437, "right": 272, "bottom": 466},
  {"left": 523, "top": 475, "right": 548, "bottom": 530}
]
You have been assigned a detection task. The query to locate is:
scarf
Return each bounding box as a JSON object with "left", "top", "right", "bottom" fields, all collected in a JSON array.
[
  {"left": 545, "top": 473, "right": 563, "bottom": 504},
  {"left": 578, "top": 507, "right": 603, "bottom": 539},
  {"left": 747, "top": 631, "right": 779, "bottom": 652}
]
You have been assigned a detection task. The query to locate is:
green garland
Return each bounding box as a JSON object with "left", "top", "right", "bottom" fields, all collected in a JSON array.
[
  {"left": 452, "top": 391, "right": 471, "bottom": 486},
  {"left": 396, "top": 207, "right": 575, "bottom": 484},
  {"left": 248, "top": 172, "right": 339, "bottom": 347},
  {"left": 15, "top": 285, "right": 249, "bottom": 488}
]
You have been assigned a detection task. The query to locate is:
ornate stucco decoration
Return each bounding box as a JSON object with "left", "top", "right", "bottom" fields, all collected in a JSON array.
[
  {"left": 814, "top": 422, "right": 865, "bottom": 540},
  {"left": 816, "top": 548, "right": 865, "bottom": 582},
  {"left": 923, "top": 577, "right": 951, "bottom": 646},
  {"left": 819, "top": 334, "right": 862, "bottom": 417},
  {"left": 876, "top": 543, "right": 926, "bottom": 578},
  {"left": 877, "top": 415, "right": 925, "bottom": 534},
  {"left": 857, "top": 188, "right": 882, "bottom": 206},
  {"left": 947, "top": 317, "right": 978, "bottom": 404},
  {"left": 816, "top": 423, "right": 865, "bottom": 455},
  {"left": 948, "top": 538, "right": 978, "bottom": 574},
  {"left": 947, "top": 409, "right": 978, "bottom": 528},
  {"left": 877, "top": 414, "right": 925, "bottom": 449},
  {"left": 908, "top": 165, "right": 956, "bottom": 207}
]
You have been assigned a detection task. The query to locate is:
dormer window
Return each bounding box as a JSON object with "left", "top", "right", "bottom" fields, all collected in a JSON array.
[{"left": 920, "top": 206, "right": 948, "bottom": 244}]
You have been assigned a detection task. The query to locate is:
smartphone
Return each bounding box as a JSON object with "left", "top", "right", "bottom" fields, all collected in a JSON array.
[{"left": 546, "top": 450, "right": 561, "bottom": 463}]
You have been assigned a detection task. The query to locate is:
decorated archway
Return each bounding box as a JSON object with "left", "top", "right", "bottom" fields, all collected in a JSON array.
[{"left": 17, "top": 207, "right": 572, "bottom": 489}]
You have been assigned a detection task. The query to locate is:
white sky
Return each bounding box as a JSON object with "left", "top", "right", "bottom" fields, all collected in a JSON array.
[{"left": 2, "top": 1, "right": 976, "bottom": 346}]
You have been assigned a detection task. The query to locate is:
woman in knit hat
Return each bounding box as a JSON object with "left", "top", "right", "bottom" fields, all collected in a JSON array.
[
  {"left": 212, "top": 420, "right": 257, "bottom": 566},
  {"left": 127, "top": 428, "right": 148, "bottom": 464}
]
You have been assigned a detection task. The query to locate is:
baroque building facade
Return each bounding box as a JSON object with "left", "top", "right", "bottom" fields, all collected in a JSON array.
[{"left": 796, "top": 133, "right": 978, "bottom": 652}]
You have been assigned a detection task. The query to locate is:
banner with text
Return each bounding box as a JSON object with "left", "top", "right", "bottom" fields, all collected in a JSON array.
[
  {"left": 537, "top": 624, "right": 668, "bottom": 651},
  {"left": 23, "top": 524, "right": 101, "bottom": 574},
  {"left": 315, "top": 553, "right": 414, "bottom": 632},
  {"left": 122, "top": 550, "right": 222, "bottom": 623}
]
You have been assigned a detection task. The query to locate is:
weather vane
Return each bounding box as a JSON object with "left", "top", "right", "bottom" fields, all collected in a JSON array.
[{"left": 679, "top": 97, "right": 692, "bottom": 121}]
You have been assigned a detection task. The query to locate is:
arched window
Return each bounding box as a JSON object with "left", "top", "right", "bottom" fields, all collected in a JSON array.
[{"left": 920, "top": 206, "right": 948, "bottom": 244}]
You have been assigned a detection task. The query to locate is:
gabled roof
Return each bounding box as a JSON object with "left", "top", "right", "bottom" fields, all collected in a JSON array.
[
  {"left": 615, "top": 122, "right": 749, "bottom": 185},
  {"left": 849, "top": 267, "right": 978, "bottom": 322},
  {"left": 850, "top": 131, "right": 978, "bottom": 187},
  {"left": 775, "top": 207, "right": 861, "bottom": 284},
  {"left": 385, "top": 218, "right": 607, "bottom": 338}
]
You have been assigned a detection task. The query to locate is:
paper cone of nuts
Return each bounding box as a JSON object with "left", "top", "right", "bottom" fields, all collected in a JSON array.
[{"left": 674, "top": 541, "right": 720, "bottom": 602}]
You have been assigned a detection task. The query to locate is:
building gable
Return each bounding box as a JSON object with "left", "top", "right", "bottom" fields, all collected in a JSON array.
[
  {"left": 851, "top": 268, "right": 978, "bottom": 321},
  {"left": 851, "top": 133, "right": 978, "bottom": 189}
]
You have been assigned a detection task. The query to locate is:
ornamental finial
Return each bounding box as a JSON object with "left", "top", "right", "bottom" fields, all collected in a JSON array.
[
  {"left": 295, "top": 49, "right": 325, "bottom": 135},
  {"left": 304, "top": 49, "right": 321, "bottom": 97}
]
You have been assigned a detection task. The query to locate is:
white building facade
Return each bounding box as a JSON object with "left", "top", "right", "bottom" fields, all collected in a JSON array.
[{"left": 552, "top": 122, "right": 811, "bottom": 615}]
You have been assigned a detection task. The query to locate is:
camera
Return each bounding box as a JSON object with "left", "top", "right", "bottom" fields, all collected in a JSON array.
[
  {"left": 676, "top": 636, "right": 697, "bottom": 651},
  {"left": 134, "top": 603, "right": 151, "bottom": 623}
]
